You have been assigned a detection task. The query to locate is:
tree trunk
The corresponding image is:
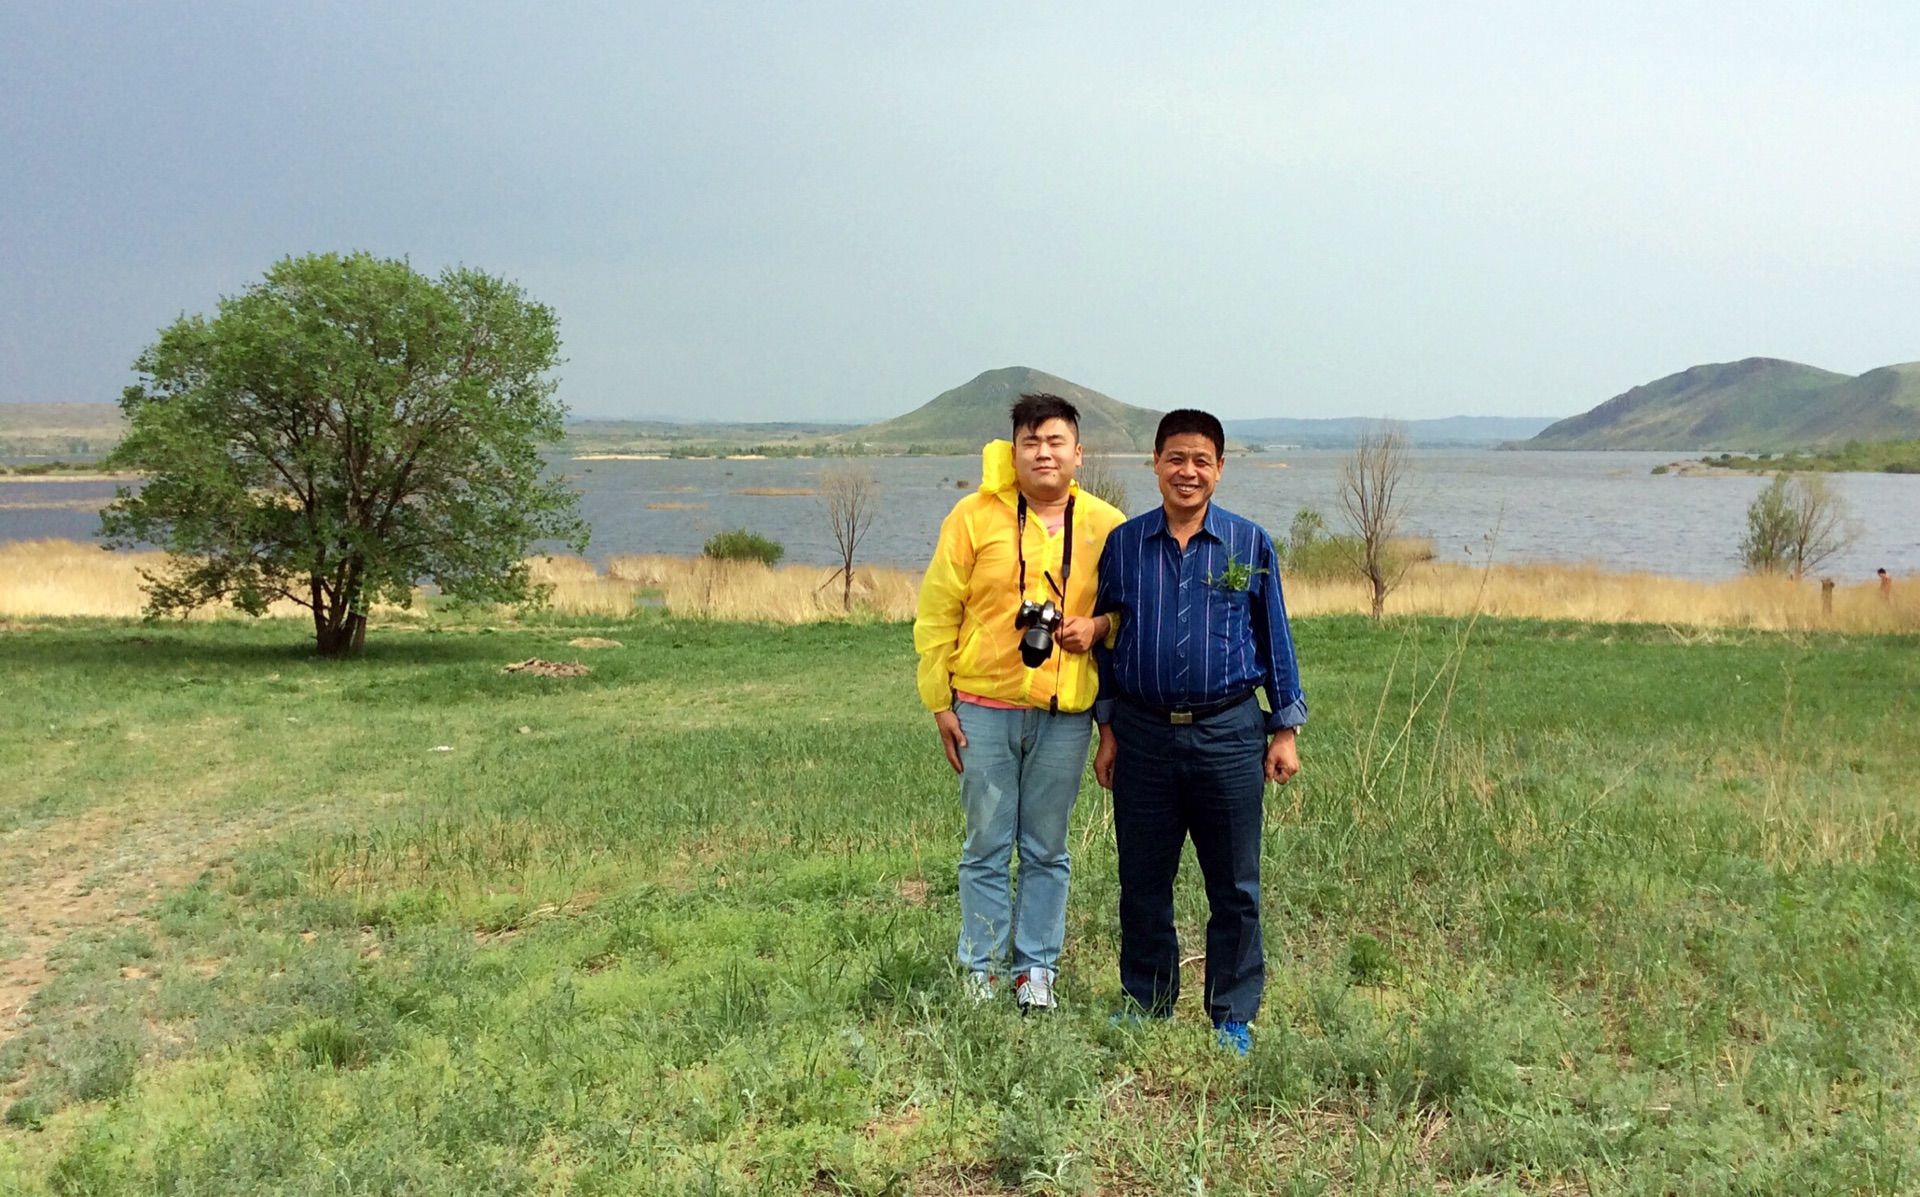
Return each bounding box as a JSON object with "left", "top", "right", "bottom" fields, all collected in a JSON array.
[
  {"left": 841, "top": 561, "right": 853, "bottom": 611},
  {"left": 314, "top": 608, "right": 359, "bottom": 656},
  {"left": 1369, "top": 572, "right": 1386, "bottom": 620},
  {"left": 311, "top": 583, "right": 366, "bottom": 657}
]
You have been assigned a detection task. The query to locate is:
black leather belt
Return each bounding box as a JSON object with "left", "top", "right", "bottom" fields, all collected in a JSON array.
[{"left": 1126, "top": 690, "right": 1254, "bottom": 725}]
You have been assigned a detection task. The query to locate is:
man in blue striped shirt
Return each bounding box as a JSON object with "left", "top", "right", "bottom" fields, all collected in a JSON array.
[{"left": 1092, "top": 409, "right": 1306, "bottom": 1055}]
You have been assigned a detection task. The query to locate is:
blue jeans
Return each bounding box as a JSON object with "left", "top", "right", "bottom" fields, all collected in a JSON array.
[
  {"left": 953, "top": 702, "right": 1093, "bottom": 975},
  {"left": 1111, "top": 694, "right": 1268, "bottom": 1023}
]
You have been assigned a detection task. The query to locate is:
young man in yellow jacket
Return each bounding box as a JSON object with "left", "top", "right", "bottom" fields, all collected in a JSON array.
[{"left": 913, "top": 394, "right": 1127, "bottom": 1010}]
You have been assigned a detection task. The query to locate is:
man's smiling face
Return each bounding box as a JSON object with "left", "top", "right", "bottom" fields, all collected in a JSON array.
[{"left": 1153, "top": 432, "right": 1221, "bottom": 519}]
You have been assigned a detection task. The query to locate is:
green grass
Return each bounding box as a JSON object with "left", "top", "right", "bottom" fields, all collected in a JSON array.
[
  {"left": 1696, "top": 439, "right": 1920, "bottom": 475},
  {"left": 1, "top": 614, "right": 1918, "bottom": 1193}
]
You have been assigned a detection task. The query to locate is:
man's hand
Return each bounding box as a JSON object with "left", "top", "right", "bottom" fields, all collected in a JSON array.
[
  {"left": 1094, "top": 724, "right": 1117, "bottom": 791},
  {"left": 1055, "top": 614, "right": 1108, "bottom": 654},
  {"left": 934, "top": 709, "right": 968, "bottom": 774},
  {"left": 1264, "top": 727, "right": 1300, "bottom": 784}
]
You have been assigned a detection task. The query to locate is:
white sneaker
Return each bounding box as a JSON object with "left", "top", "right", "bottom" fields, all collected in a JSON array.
[
  {"left": 1015, "top": 967, "right": 1058, "bottom": 1012},
  {"left": 965, "top": 970, "right": 998, "bottom": 1003}
]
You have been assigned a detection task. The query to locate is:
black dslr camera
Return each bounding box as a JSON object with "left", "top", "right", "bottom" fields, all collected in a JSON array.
[{"left": 1015, "top": 599, "right": 1063, "bottom": 668}]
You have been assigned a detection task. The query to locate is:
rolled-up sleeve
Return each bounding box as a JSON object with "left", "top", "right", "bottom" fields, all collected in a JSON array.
[{"left": 1250, "top": 530, "right": 1307, "bottom": 731}]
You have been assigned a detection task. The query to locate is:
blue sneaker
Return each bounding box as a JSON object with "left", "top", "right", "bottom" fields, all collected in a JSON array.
[{"left": 1214, "top": 1020, "right": 1252, "bottom": 1056}]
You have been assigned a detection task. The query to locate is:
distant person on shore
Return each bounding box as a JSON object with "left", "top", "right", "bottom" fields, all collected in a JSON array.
[
  {"left": 912, "top": 394, "right": 1126, "bottom": 1011},
  {"left": 1881, "top": 568, "right": 1893, "bottom": 603},
  {"left": 1091, "top": 409, "right": 1307, "bottom": 1056}
]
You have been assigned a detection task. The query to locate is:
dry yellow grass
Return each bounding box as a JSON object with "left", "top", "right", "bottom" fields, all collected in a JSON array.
[
  {"left": 601, "top": 554, "right": 917, "bottom": 621},
  {"left": 1286, "top": 560, "right": 1920, "bottom": 633},
  {"left": 5, "top": 539, "right": 1917, "bottom": 632},
  {"left": 0, "top": 474, "right": 131, "bottom": 486},
  {"left": 0, "top": 539, "right": 304, "bottom": 620},
  {"left": 0, "top": 497, "right": 107, "bottom": 512},
  {"left": 524, "top": 554, "right": 656, "bottom": 618}
]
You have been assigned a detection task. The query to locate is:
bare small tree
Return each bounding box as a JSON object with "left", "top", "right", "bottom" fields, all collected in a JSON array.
[
  {"left": 821, "top": 464, "right": 879, "bottom": 611},
  {"left": 1741, "top": 472, "right": 1858, "bottom": 580},
  {"left": 1336, "top": 422, "right": 1413, "bottom": 619}
]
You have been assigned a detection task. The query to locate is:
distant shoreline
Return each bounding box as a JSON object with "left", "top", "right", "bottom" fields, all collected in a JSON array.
[{"left": 0, "top": 471, "right": 137, "bottom": 484}]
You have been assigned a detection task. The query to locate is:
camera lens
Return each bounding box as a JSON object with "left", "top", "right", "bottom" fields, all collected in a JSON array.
[{"left": 1019, "top": 624, "right": 1054, "bottom": 668}]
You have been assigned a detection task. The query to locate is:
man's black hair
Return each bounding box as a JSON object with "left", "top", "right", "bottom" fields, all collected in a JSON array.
[
  {"left": 1011, "top": 393, "right": 1080, "bottom": 440},
  {"left": 1154, "top": 408, "right": 1226, "bottom": 458}
]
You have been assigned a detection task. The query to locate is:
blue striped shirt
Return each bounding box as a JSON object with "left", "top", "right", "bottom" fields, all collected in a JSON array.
[{"left": 1093, "top": 503, "right": 1308, "bottom": 731}]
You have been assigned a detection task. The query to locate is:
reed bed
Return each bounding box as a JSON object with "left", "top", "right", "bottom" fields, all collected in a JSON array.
[
  {"left": 603, "top": 552, "right": 918, "bottom": 621},
  {"left": 522, "top": 553, "right": 656, "bottom": 618},
  {"left": 574, "top": 552, "right": 1920, "bottom": 633},
  {"left": 0, "top": 539, "right": 305, "bottom": 620},
  {"left": 1285, "top": 560, "right": 1920, "bottom": 633},
  {"left": 5, "top": 538, "right": 1915, "bottom": 632}
]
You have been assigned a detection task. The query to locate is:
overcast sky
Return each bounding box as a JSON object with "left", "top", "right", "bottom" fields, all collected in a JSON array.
[{"left": 4, "top": 2, "right": 1918, "bottom": 422}]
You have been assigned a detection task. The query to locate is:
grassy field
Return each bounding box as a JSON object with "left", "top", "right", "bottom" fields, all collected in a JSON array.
[
  {"left": 1690, "top": 441, "right": 1920, "bottom": 475},
  {"left": 1, "top": 613, "right": 1918, "bottom": 1194}
]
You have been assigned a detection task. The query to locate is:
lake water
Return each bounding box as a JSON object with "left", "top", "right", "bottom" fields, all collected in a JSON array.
[{"left": 4, "top": 449, "right": 1916, "bottom": 581}]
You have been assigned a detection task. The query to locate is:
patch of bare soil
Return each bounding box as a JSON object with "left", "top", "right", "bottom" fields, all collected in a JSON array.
[
  {"left": 0, "top": 806, "right": 291, "bottom": 1052},
  {"left": 502, "top": 658, "right": 591, "bottom": 677}
]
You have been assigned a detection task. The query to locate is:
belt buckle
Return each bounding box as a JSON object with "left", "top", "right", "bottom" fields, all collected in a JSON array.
[{"left": 1169, "top": 710, "right": 1194, "bottom": 725}]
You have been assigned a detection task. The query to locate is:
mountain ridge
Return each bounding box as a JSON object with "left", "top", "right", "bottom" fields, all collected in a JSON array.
[
  {"left": 846, "top": 367, "right": 1163, "bottom": 451},
  {"left": 1523, "top": 357, "right": 1920, "bottom": 450}
]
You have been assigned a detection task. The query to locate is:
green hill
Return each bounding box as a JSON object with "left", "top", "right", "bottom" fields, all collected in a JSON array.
[
  {"left": 1523, "top": 358, "right": 1920, "bottom": 450},
  {"left": 848, "top": 367, "right": 1163, "bottom": 451}
]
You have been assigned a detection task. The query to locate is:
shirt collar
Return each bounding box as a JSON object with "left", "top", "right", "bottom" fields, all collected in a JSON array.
[
  {"left": 1146, "top": 503, "right": 1225, "bottom": 543},
  {"left": 1199, "top": 503, "right": 1226, "bottom": 542}
]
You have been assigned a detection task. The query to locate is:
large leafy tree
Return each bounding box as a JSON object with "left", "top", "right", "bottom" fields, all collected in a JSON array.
[{"left": 102, "top": 252, "right": 587, "bottom": 655}]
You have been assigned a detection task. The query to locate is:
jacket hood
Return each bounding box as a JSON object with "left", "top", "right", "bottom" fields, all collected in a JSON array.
[{"left": 978, "top": 440, "right": 1018, "bottom": 496}]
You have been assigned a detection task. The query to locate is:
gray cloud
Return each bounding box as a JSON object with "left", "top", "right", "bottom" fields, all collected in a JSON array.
[{"left": 5, "top": 1, "right": 1918, "bottom": 420}]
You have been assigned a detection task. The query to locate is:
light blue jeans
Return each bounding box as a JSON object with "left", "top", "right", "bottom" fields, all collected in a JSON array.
[{"left": 953, "top": 702, "right": 1093, "bottom": 975}]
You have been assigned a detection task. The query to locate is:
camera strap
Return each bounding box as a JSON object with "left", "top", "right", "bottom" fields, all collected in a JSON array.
[
  {"left": 1017, "top": 493, "right": 1076, "bottom": 715},
  {"left": 1015, "top": 492, "right": 1075, "bottom": 600}
]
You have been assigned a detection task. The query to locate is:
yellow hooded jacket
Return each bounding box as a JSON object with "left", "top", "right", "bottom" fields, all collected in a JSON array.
[{"left": 913, "top": 440, "right": 1127, "bottom": 714}]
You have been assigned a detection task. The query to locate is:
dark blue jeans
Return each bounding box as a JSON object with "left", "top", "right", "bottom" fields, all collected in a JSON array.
[{"left": 1111, "top": 694, "right": 1267, "bottom": 1023}]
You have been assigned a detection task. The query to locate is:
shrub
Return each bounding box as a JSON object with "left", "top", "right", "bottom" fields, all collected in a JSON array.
[
  {"left": 295, "top": 1018, "right": 372, "bottom": 1069},
  {"left": 1348, "top": 933, "right": 1395, "bottom": 985},
  {"left": 1740, "top": 473, "right": 1858, "bottom": 579},
  {"left": 4, "top": 1090, "right": 54, "bottom": 1130},
  {"left": 1282, "top": 533, "right": 1434, "bottom": 584},
  {"left": 702, "top": 529, "right": 784, "bottom": 565}
]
